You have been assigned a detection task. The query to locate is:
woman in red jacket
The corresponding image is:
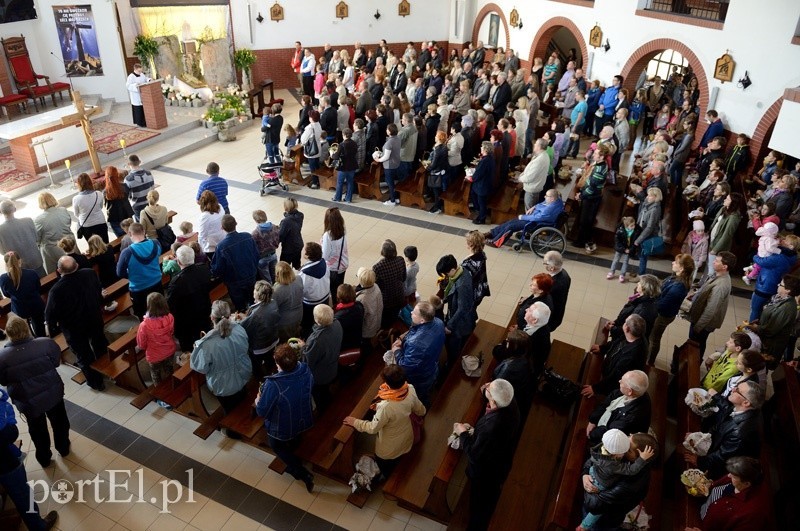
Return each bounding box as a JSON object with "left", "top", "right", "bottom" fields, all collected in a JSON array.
[{"left": 136, "top": 292, "right": 176, "bottom": 408}]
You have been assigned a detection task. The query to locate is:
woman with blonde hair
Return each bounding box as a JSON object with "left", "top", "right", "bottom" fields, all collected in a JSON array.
[
  {"left": 57, "top": 235, "right": 90, "bottom": 269},
  {"left": 356, "top": 267, "right": 383, "bottom": 344},
  {"left": 103, "top": 166, "right": 133, "bottom": 237},
  {"left": 34, "top": 191, "right": 72, "bottom": 274},
  {"left": 0, "top": 252, "right": 46, "bottom": 336},
  {"left": 72, "top": 172, "right": 108, "bottom": 243},
  {"left": 273, "top": 261, "right": 304, "bottom": 341},
  {"left": 85, "top": 234, "right": 119, "bottom": 288},
  {"left": 197, "top": 190, "right": 225, "bottom": 258},
  {"left": 140, "top": 189, "right": 169, "bottom": 240}
]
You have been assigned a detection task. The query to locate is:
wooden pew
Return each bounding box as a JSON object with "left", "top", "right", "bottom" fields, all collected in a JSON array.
[
  {"left": 356, "top": 162, "right": 384, "bottom": 200},
  {"left": 488, "top": 339, "right": 587, "bottom": 530},
  {"left": 673, "top": 340, "right": 702, "bottom": 530},
  {"left": 312, "top": 165, "right": 337, "bottom": 191},
  {"left": 543, "top": 318, "right": 607, "bottom": 530},
  {"left": 396, "top": 166, "right": 427, "bottom": 208},
  {"left": 441, "top": 177, "right": 471, "bottom": 217},
  {"left": 643, "top": 365, "right": 669, "bottom": 531},
  {"left": 489, "top": 183, "right": 522, "bottom": 225},
  {"left": 283, "top": 144, "right": 311, "bottom": 186},
  {"left": 770, "top": 364, "right": 800, "bottom": 528},
  {"left": 381, "top": 320, "right": 506, "bottom": 522}
]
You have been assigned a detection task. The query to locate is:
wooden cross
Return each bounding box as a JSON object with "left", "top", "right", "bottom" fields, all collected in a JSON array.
[{"left": 60, "top": 90, "right": 101, "bottom": 175}]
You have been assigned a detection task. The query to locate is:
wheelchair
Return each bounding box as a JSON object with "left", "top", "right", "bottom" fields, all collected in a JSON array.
[{"left": 511, "top": 211, "right": 569, "bottom": 257}]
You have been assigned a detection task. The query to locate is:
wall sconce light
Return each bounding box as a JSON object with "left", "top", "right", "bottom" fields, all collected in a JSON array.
[
  {"left": 256, "top": 12, "right": 264, "bottom": 23},
  {"left": 603, "top": 39, "right": 611, "bottom": 52},
  {"left": 374, "top": 9, "right": 381, "bottom": 20},
  {"left": 518, "top": 18, "right": 523, "bottom": 30},
  {"left": 738, "top": 71, "right": 752, "bottom": 90}
]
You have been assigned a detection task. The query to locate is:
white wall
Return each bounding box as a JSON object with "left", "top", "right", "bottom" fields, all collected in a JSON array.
[
  {"left": 472, "top": 0, "right": 800, "bottom": 137},
  {"left": 0, "top": 1, "right": 129, "bottom": 102},
  {"left": 229, "top": 0, "right": 450, "bottom": 50}
]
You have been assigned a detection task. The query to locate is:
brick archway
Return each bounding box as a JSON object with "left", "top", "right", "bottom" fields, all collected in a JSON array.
[
  {"left": 470, "top": 3, "right": 510, "bottom": 52},
  {"left": 528, "top": 17, "right": 588, "bottom": 69},
  {"left": 620, "top": 39, "right": 709, "bottom": 146},
  {"left": 749, "top": 97, "right": 783, "bottom": 168}
]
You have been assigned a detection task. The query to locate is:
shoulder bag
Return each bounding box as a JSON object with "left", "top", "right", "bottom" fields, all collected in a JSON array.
[
  {"left": 76, "top": 192, "right": 98, "bottom": 239},
  {"left": 145, "top": 211, "right": 177, "bottom": 252}
]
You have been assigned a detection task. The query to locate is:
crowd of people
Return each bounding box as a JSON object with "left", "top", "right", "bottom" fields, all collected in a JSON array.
[{"left": 0, "top": 38, "right": 795, "bottom": 530}]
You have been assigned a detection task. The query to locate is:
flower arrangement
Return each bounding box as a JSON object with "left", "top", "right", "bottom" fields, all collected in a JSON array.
[
  {"left": 233, "top": 48, "right": 257, "bottom": 73},
  {"left": 161, "top": 84, "right": 176, "bottom": 98},
  {"left": 204, "top": 106, "right": 235, "bottom": 124}
]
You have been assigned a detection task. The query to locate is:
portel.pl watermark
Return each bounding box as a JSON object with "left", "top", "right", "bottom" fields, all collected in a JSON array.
[{"left": 28, "top": 468, "right": 195, "bottom": 514}]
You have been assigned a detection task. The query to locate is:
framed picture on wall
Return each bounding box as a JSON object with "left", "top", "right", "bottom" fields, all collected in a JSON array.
[
  {"left": 488, "top": 14, "right": 499, "bottom": 48},
  {"left": 270, "top": 2, "right": 284, "bottom": 21},
  {"left": 336, "top": 1, "right": 348, "bottom": 19}
]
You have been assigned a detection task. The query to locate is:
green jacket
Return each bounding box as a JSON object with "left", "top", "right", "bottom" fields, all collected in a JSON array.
[
  {"left": 709, "top": 210, "right": 742, "bottom": 254},
  {"left": 702, "top": 351, "right": 738, "bottom": 393},
  {"left": 758, "top": 295, "right": 797, "bottom": 358}
]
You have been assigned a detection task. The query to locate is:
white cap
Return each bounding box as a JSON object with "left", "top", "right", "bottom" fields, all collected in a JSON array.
[
  {"left": 693, "top": 220, "right": 705, "bottom": 232},
  {"left": 688, "top": 209, "right": 703, "bottom": 220},
  {"left": 602, "top": 429, "right": 631, "bottom": 455}
]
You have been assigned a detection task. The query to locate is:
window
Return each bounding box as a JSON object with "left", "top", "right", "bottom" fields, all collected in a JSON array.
[
  {"left": 647, "top": 49, "right": 689, "bottom": 81},
  {"left": 642, "top": 0, "right": 728, "bottom": 23}
]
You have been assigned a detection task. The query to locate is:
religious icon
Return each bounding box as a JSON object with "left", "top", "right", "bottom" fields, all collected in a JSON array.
[
  {"left": 336, "top": 1, "right": 349, "bottom": 19},
  {"left": 589, "top": 25, "right": 603, "bottom": 48},
  {"left": 509, "top": 8, "right": 520, "bottom": 28},
  {"left": 398, "top": 0, "right": 410, "bottom": 17},
  {"left": 488, "top": 13, "right": 500, "bottom": 48},
  {"left": 270, "top": 2, "right": 284, "bottom": 22},
  {"left": 714, "top": 53, "right": 735, "bottom": 83}
]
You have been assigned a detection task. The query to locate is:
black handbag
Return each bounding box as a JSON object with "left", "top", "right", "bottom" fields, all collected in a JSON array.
[{"left": 540, "top": 366, "right": 581, "bottom": 404}]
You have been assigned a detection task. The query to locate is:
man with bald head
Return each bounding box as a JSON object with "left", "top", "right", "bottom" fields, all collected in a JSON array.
[
  {"left": 586, "top": 370, "right": 652, "bottom": 444},
  {"left": 45, "top": 256, "right": 107, "bottom": 390}
]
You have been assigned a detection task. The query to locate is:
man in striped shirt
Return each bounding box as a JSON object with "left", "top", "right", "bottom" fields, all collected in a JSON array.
[
  {"left": 124, "top": 154, "right": 154, "bottom": 221},
  {"left": 196, "top": 162, "right": 230, "bottom": 214}
]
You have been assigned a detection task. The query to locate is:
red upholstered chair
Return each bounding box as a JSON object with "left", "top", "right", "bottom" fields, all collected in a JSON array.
[{"left": 2, "top": 35, "right": 70, "bottom": 111}]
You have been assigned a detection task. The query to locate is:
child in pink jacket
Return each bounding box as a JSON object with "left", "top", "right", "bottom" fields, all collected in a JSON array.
[{"left": 136, "top": 292, "right": 176, "bottom": 408}]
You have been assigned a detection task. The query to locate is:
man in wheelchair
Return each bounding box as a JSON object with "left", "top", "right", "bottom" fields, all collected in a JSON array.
[{"left": 483, "top": 189, "right": 565, "bottom": 248}]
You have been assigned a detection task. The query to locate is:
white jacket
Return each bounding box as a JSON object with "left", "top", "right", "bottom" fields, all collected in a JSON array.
[
  {"left": 198, "top": 211, "right": 225, "bottom": 253},
  {"left": 517, "top": 151, "right": 549, "bottom": 193}
]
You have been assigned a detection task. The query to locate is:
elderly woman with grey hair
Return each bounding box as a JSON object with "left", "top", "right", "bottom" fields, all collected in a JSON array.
[
  {"left": 239, "top": 280, "right": 281, "bottom": 377},
  {"left": 606, "top": 274, "right": 660, "bottom": 341},
  {"left": 190, "top": 300, "right": 252, "bottom": 436},
  {"left": 34, "top": 192, "right": 73, "bottom": 274},
  {"left": 453, "top": 379, "right": 520, "bottom": 530}
]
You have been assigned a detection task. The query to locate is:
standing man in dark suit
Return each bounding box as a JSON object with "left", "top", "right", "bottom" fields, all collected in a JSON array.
[
  {"left": 454, "top": 379, "right": 520, "bottom": 531},
  {"left": 586, "top": 370, "right": 652, "bottom": 444},
  {"left": 167, "top": 245, "right": 212, "bottom": 352},
  {"left": 543, "top": 250, "right": 571, "bottom": 331},
  {"left": 490, "top": 72, "right": 512, "bottom": 122},
  {"left": 391, "top": 62, "right": 408, "bottom": 95},
  {"left": 45, "top": 256, "right": 106, "bottom": 390}
]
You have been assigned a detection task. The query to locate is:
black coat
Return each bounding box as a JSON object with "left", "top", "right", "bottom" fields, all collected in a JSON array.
[
  {"left": 45, "top": 269, "right": 103, "bottom": 337},
  {"left": 459, "top": 402, "right": 520, "bottom": 482},
  {"left": 549, "top": 270, "right": 571, "bottom": 332},
  {"left": 490, "top": 82, "right": 512, "bottom": 119},
  {"left": 493, "top": 356, "right": 534, "bottom": 413},
  {"left": 320, "top": 107, "right": 338, "bottom": 138},
  {"left": 527, "top": 325, "right": 552, "bottom": 374},
  {"left": 594, "top": 337, "right": 647, "bottom": 396},
  {"left": 582, "top": 453, "right": 651, "bottom": 528},
  {"left": 335, "top": 302, "right": 364, "bottom": 350},
  {"left": 166, "top": 263, "right": 212, "bottom": 350},
  {"left": 332, "top": 138, "right": 359, "bottom": 172},
  {"left": 612, "top": 224, "right": 642, "bottom": 257},
  {"left": 263, "top": 113, "right": 283, "bottom": 145},
  {"left": 698, "top": 408, "right": 761, "bottom": 480},
  {"left": 588, "top": 390, "right": 652, "bottom": 445},
  {"left": 517, "top": 293, "right": 553, "bottom": 329},
  {"left": 279, "top": 210, "right": 305, "bottom": 257},
  {"left": 0, "top": 337, "right": 63, "bottom": 419},
  {"left": 611, "top": 296, "right": 658, "bottom": 339}
]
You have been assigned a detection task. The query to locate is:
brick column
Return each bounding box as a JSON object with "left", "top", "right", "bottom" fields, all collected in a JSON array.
[{"left": 140, "top": 81, "right": 167, "bottom": 130}]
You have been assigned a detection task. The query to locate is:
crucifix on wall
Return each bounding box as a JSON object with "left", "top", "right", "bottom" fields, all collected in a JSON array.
[{"left": 60, "top": 90, "right": 101, "bottom": 175}]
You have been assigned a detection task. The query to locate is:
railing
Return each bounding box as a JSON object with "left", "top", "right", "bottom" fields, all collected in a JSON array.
[{"left": 642, "top": 0, "right": 729, "bottom": 23}]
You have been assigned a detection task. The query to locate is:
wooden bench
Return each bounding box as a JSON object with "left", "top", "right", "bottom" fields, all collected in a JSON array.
[
  {"left": 93, "top": 325, "right": 146, "bottom": 393},
  {"left": 673, "top": 340, "right": 702, "bottom": 530},
  {"left": 312, "top": 165, "right": 337, "bottom": 191},
  {"left": 396, "top": 166, "right": 427, "bottom": 208},
  {"left": 489, "top": 182, "right": 522, "bottom": 225},
  {"left": 488, "top": 339, "right": 587, "bottom": 530},
  {"left": 643, "top": 365, "right": 669, "bottom": 531},
  {"left": 356, "top": 162, "right": 384, "bottom": 200},
  {"left": 543, "top": 318, "right": 608, "bottom": 530},
  {"left": 283, "top": 144, "right": 311, "bottom": 186},
  {"left": 381, "top": 320, "right": 506, "bottom": 522},
  {"left": 441, "top": 177, "right": 471, "bottom": 217}
]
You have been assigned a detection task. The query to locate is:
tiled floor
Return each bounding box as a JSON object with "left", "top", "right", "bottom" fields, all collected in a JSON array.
[{"left": 2, "top": 89, "right": 757, "bottom": 530}]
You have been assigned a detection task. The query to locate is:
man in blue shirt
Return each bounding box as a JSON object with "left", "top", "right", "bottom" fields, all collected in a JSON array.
[
  {"left": 698, "top": 109, "right": 724, "bottom": 149},
  {"left": 116, "top": 223, "right": 162, "bottom": 320},
  {"left": 196, "top": 162, "right": 230, "bottom": 214},
  {"left": 597, "top": 74, "right": 622, "bottom": 125},
  {"left": 483, "top": 190, "right": 565, "bottom": 247},
  {"left": 211, "top": 215, "right": 259, "bottom": 312},
  {"left": 392, "top": 301, "right": 445, "bottom": 407}
]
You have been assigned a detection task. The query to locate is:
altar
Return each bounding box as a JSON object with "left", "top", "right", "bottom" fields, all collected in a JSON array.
[{"left": 0, "top": 104, "right": 96, "bottom": 176}]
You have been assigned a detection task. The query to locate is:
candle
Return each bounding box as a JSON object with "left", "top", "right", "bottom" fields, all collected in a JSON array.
[
  {"left": 120, "top": 139, "right": 126, "bottom": 149},
  {"left": 65, "top": 159, "right": 70, "bottom": 169}
]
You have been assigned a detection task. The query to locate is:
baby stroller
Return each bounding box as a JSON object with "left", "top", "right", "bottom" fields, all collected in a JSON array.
[{"left": 257, "top": 151, "right": 288, "bottom": 195}]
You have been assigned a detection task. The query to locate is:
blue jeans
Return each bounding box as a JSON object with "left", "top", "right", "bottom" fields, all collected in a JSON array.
[
  {"left": 610, "top": 251, "right": 631, "bottom": 276},
  {"left": 258, "top": 254, "right": 277, "bottom": 283},
  {"left": 384, "top": 167, "right": 398, "bottom": 201},
  {"left": 108, "top": 221, "right": 125, "bottom": 238},
  {"left": 0, "top": 463, "right": 47, "bottom": 531},
  {"left": 266, "top": 142, "right": 279, "bottom": 158},
  {"left": 750, "top": 292, "right": 771, "bottom": 322},
  {"left": 398, "top": 161, "right": 412, "bottom": 182},
  {"left": 308, "top": 157, "right": 321, "bottom": 185},
  {"left": 489, "top": 219, "right": 528, "bottom": 240},
  {"left": 334, "top": 170, "right": 356, "bottom": 202}
]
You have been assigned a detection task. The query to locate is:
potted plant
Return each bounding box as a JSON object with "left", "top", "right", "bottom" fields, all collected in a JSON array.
[
  {"left": 205, "top": 106, "right": 237, "bottom": 141},
  {"left": 133, "top": 34, "right": 160, "bottom": 79},
  {"left": 233, "top": 48, "right": 257, "bottom": 92}
]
